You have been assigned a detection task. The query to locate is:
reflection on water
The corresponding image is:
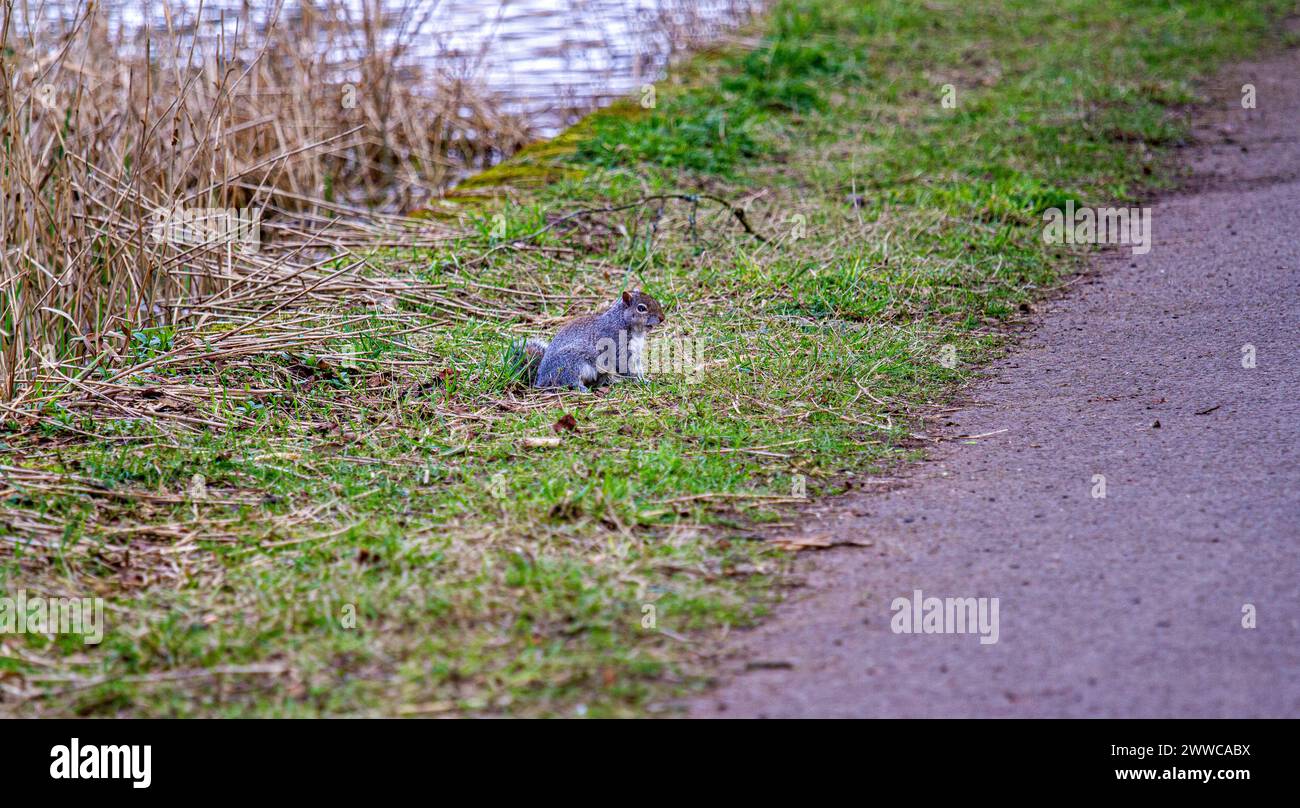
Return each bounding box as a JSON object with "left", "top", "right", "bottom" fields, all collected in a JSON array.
[
  {"left": 421, "top": 0, "right": 761, "bottom": 131},
  {"left": 19, "top": 1, "right": 760, "bottom": 135}
]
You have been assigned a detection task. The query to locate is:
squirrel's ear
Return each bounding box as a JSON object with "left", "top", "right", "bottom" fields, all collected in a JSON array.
[{"left": 622, "top": 290, "right": 633, "bottom": 305}]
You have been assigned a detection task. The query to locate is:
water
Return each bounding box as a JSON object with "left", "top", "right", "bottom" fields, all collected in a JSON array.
[
  {"left": 412, "top": 0, "right": 760, "bottom": 133},
  {"left": 16, "top": 1, "right": 760, "bottom": 136}
]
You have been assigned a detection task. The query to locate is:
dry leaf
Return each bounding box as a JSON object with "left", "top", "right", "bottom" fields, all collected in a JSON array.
[{"left": 521, "top": 436, "right": 561, "bottom": 449}]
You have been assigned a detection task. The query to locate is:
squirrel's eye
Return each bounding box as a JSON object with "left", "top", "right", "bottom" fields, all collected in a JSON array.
[{"left": 637, "top": 304, "right": 648, "bottom": 312}]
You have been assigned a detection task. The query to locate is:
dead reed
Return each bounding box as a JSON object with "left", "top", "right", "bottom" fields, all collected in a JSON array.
[{"left": 0, "top": 0, "right": 540, "bottom": 405}]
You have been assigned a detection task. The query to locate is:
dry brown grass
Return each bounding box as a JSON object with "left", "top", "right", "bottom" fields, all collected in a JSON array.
[{"left": 0, "top": 0, "right": 546, "bottom": 403}]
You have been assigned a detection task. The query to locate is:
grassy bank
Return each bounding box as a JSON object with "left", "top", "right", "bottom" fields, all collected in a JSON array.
[{"left": 1, "top": 0, "right": 1289, "bottom": 716}]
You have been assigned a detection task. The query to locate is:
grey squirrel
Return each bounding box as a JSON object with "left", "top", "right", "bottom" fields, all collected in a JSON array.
[{"left": 511, "top": 290, "right": 666, "bottom": 391}]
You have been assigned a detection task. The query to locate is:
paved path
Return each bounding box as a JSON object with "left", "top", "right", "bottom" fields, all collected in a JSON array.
[{"left": 692, "top": 46, "right": 1300, "bottom": 718}]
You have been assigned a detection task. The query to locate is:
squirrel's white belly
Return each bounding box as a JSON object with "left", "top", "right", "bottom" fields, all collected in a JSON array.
[{"left": 626, "top": 333, "right": 646, "bottom": 377}]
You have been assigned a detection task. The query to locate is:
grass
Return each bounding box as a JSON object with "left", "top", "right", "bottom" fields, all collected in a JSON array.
[{"left": 1, "top": 0, "right": 1291, "bottom": 717}]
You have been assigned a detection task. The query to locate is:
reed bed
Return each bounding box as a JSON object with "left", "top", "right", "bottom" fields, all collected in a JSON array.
[{"left": 0, "top": 0, "right": 545, "bottom": 407}]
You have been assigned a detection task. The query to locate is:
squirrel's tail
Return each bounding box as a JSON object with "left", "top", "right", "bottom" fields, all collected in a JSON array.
[{"left": 505, "top": 336, "right": 548, "bottom": 387}]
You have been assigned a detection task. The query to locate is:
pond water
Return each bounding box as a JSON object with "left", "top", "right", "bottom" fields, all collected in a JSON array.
[
  {"left": 17, "top": 0, "right": 761, "bottom": 136},
  {"left": 410, "top": 0, "right": 762, "bottom": 133}
]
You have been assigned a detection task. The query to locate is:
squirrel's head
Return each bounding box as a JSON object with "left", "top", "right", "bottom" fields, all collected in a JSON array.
[{"left": 619, "top": 289, "right": 665, "bottom": 331}]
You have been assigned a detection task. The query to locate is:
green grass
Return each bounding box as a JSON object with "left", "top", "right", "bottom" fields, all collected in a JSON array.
[{"left": 1, "top": 0, "right": 1289, "bottom": 716}]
